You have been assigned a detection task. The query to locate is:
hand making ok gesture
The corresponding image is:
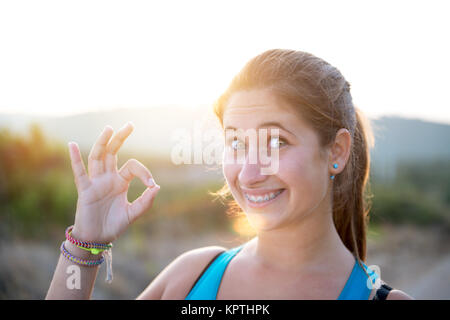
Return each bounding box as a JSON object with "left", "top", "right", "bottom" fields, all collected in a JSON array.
[{"left": 67, "top": 122, "right": 160, "bottom": 244}]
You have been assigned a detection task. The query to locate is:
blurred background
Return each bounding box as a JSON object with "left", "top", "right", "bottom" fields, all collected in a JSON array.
[{"left": 0, "top": 0, "right": 449, "bottom": 299}]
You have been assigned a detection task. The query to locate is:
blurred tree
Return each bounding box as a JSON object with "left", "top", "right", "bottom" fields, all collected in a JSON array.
[
  {"left": 370, "top": 159, "right": 450, "bottom": 230},
  {"left": 0, "top": 124, "right": 75, "bottom": 239}
]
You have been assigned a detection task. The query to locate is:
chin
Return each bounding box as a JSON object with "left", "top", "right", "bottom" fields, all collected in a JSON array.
[{"left": 244, "top": 211, "right": 284, "bottom": 231}]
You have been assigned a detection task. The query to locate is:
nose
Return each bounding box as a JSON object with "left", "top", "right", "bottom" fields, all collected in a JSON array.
[{"left": 238, "top": 153, "right": 269, "bottom": 187}]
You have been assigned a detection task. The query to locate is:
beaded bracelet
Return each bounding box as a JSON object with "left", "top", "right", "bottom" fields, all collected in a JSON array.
[
  {"left": 65, "top": 225, "right": 113, "bottom": 255},
  {"left": 60, "top": 241, "right": 104, "bottom": 266},
  {"left": 63, "top": 225, "right": 114, "bottom": 283}
]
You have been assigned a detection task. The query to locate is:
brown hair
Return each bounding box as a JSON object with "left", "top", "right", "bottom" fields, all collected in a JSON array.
[{"left": 211, "top": 49, "right": 375, "bottom": 263}]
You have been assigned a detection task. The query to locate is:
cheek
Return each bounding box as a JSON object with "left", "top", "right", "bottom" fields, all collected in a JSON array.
[
  {"left": 281, "top": 148, "right": 327, "bottom": 198},
  {"left": 222, "top": 162, "right": 240, "bottom": 189}
]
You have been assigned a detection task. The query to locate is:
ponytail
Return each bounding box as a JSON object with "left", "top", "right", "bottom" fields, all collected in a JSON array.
[{"left": 332, "top": 107, "right": 374, "bottom": 262}]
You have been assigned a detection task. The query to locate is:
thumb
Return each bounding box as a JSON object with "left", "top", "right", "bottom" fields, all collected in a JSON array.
[{"left": 127, "top": 184, "right": 161, "bottom": 224}]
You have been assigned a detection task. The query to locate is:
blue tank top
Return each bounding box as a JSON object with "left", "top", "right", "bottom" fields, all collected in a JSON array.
[{"left": 185, "top": 244, "right": 379, "bottom": 300}]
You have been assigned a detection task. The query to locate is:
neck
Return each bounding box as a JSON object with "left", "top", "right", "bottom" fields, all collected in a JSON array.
[{"left": 249, "top": 202, "right": 354, "bottom": 273}]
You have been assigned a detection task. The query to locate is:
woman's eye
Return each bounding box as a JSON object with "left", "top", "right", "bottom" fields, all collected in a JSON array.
[
  {"left": 231, "top": 139, "right": 245, "bottom": 150},
  {"left": 269, "top": 136, "right": 286, "bottom": 148}
]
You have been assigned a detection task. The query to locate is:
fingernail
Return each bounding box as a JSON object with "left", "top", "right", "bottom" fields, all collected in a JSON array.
[{"left": 147, "top": 178, "right": 155, "bottom": 187}]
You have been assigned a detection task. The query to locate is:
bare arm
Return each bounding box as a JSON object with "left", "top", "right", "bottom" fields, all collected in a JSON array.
[
  {"left": 46, "top": 239, "right": 100, "bottom": 299},
  {"left": 46, "top": 122, "right": 160, "bottom": 299},
  {"left": 137, "top": 246, "right": 227, "bottom": 300}
]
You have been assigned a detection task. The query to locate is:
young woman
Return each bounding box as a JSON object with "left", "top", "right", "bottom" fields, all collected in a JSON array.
[{"left": 46, "top": 49, "right": 413, "bottom": 300}]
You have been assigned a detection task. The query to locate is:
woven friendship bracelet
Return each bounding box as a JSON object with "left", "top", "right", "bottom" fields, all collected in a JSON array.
[
  {"left": 65, "top": 225, "right": 113, "bottom": 254},
  {"left": 60, "top": 241, "right": 104, "bottom": 266}
]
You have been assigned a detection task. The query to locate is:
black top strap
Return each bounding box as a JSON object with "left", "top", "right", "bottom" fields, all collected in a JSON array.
[{"left": 372, "top": 283, "right": 393, "bottom": 300}]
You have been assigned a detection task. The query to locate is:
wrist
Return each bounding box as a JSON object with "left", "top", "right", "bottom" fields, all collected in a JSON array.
[
  {"left": 60, "top": 225, "right": 114, "bottom": 283},
  {"left": 71, "top": 224, "right": 114, "bottom": 244},
  {"left": 71, "top": 226, "right": 104, "bottom": 244}
]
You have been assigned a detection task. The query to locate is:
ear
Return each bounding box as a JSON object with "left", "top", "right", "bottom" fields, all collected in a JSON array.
[{"left": 328, "top": 128, "right": 352, "bottom": 174}]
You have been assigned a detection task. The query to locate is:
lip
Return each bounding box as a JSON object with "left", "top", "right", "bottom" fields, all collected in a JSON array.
[{"left": 242, "top": 188, "right": 286, "bottom": 208}]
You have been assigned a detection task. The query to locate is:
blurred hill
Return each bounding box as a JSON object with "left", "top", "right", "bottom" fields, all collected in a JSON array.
[
  {"left": 370, "top": 116, "right": 450, "bottom": 181},
  {"left": 0, "top": 105, "right": 220, "bottom": 158},
  {"left": 1, "top": 107, "right": 449, "bottom": 182},
  {"left": 0, "top": 105, "right": 226, "bottom": 188}
]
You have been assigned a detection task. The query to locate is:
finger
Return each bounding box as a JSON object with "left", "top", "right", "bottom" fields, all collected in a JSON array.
[
  {"left": 105, "top": 122, "right": 134, "bottom": 172},
  {"left": 118, "top": 158, "right": 157, "bottom": 187},
  {"left": 68, "top": 142, "right": 91, "bottom": 191},
  {"left": 127, "top": 185, "right": 161, "bottom": 224},
  {"left": 88, "top": 126, "right": 114, "bottom": 178}
]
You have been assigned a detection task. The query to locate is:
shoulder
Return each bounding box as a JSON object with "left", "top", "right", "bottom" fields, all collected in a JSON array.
[
  {"left": 386, "top": 289, "right": 414, "bottom": 300},
  {"left": 137, "top": 245, "right": 227, "bottom": 300}
]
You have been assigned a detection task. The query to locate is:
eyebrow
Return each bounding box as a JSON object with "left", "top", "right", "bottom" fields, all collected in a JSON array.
[{"left": 224, "top": 121, "right": 295, "bottom": 136}]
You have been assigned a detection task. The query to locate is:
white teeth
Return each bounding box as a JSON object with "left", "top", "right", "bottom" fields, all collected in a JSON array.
[{"left": 244, "top": 190, "right": 283, "bottom": 203}]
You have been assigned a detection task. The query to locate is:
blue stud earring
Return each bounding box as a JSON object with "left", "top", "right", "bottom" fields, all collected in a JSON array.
[{"left": 330, "top": 163, "right": 338, "bottom": 180}]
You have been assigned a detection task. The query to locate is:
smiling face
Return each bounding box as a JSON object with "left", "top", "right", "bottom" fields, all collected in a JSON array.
[{"left": 222, "top": 88, "right": 332, "bottom": 231}]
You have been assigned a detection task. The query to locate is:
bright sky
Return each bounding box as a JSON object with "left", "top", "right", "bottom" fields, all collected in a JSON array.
[{"left": 0, "top": 0, "right": 449, "bottom": 124}]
